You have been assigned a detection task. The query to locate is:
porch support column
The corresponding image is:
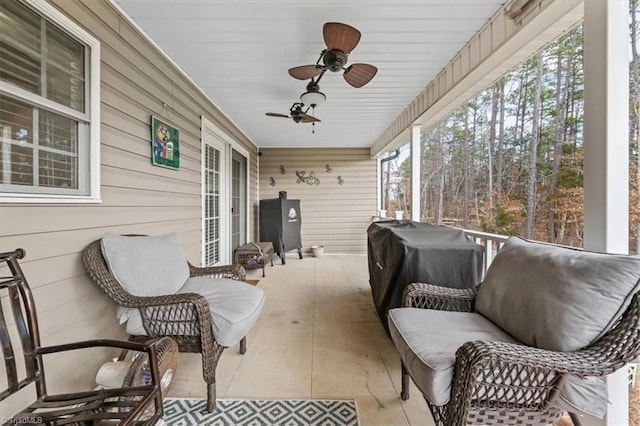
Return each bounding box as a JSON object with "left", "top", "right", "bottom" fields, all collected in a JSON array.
[
  {"left": 583, "top": 0, "right": 629, "bottom": 425},
  {"left": 411, "top": 125, "right": 421, "bottom": 221}
]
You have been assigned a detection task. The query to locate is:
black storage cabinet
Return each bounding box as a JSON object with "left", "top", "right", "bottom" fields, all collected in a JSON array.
[
  {"left": 259, "top": 195, "right": 303, "bottom": 264},
  {"left": 367, "top": 220, "right": 484, "bottom": 332}
]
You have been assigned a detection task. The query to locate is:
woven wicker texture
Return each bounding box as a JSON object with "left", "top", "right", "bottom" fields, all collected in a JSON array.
[
  {"left": 82, "top": 237, "right": 248, "bottom": 412},
  {"left": 400, "top": 282, "right": 640, "bottom": 426}
]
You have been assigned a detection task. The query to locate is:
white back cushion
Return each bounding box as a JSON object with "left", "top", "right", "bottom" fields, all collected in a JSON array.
[{"left": 101, "top": 233, "right": 189, "bottom": 297}]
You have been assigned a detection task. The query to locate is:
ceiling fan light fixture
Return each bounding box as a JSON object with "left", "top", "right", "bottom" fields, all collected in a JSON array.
[{"left": 300, "top": 90, "right": 326, "bottom": 108}]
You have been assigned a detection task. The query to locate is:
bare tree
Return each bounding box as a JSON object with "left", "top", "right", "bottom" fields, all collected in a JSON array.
[{"left": 525, "top": 53, "right": 544, "bottom": 238}]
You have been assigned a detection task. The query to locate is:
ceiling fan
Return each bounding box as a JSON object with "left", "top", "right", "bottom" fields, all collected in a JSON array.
[
  {"left": 288, "top": 22, "right": 378, "bottom": 88},
  {"left": 266, "top": 102, "right": 321, "bottom": 132}
]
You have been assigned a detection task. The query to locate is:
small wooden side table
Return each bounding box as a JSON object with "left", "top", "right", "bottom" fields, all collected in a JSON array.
[{"left": 234, "top": 242, "right": 274, "bottom": 277}]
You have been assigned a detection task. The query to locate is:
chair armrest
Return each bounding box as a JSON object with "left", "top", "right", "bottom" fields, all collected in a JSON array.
[
  {"left": 457, "top": 291, "right": 640, "bottom": 377},
  {"left": 402, "top": 283, "right": 477, "bottom": 312},
  {"left": 189, "top": 262, "right": 246, "bottom": 281},
  {"left": 38, "top": 337, "right": 165, "bottom": 356},
  {"left": 447, "top": 295, "right": 640, "bottom": 419},
  {"left": 119, "top": 293, "right": 214, "bottom": 339}
]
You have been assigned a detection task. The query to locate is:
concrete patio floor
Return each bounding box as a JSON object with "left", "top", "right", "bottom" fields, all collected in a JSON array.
[{"left": 166, "top": 254, "right": 435, "bottom": 425}]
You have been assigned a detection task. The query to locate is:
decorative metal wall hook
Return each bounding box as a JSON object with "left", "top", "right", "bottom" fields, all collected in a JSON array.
[{"left": 295, "top": 171, "right": 320, "bottom": 185}]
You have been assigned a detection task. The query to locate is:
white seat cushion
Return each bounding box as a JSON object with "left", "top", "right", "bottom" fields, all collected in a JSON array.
[
  {"left": 125, "top": 277, "right": 265, "bottom": 347},
  {"left": 388, "top": 307, "right": 517, "bottom": 405}
]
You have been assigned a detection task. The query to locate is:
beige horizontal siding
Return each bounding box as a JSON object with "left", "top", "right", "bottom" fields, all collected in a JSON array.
[
  {"left": 258, "top": 148, "right": 376, "bottom": 254},
  {"left": 0, "top": 0, "right": 258, "bottom": 417}
]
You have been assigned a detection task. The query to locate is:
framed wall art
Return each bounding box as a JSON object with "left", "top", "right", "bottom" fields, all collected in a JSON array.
[{"left": 151, "top": 116, "right": 180, "bottom": 169}]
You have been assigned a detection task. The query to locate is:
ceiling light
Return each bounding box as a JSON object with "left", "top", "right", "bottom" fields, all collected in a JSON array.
[{"left": 300, "top": 90, "right": 326, "bottom": 108}]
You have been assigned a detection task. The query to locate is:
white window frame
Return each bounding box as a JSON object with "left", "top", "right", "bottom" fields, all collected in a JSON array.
[{"left": 0, "top": 0, "right": 101, "bottom": 203}]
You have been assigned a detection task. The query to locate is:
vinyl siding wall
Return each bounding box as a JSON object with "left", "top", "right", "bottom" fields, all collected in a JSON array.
[
  {"left": 0, "top": 0, "right": 257, "bottom": 415},
  {"left": 258, "top": 148, "right": 377, "bottom": 254}
]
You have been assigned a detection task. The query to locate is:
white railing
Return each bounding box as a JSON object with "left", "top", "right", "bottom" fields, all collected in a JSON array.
[{"left": 457, "top": 229, "right": 510, "bottom": 277}]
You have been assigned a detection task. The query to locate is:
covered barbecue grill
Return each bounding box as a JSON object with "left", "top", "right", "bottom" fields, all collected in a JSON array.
[{"left": 367, "top": 220, "right": 484, "bottom": 332}]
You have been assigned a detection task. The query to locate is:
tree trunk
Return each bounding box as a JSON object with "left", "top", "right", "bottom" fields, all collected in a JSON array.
[
  {"left": 488, "top": 85, "right": 499, "bottom": 225},
  {"left": 558, "top": 211, "right": 567, "bottom": 243},
  {"left": 525, "top": 53, "right": 544, "bottom": 239},
  {"left": 548, "top": 44, "right": 567, "bottom": 243},
  {"left": 436, "top": 123, "right": 445, "bottom": 224},
  {"left": 463, "top": 107, "right": 470, "bottom": 228},
  {"left": 496, "top": 79, "right": 506, "bottom": 211}
]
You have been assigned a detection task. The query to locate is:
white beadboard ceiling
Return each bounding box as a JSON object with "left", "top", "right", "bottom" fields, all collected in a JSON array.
[{"left": 115, "top": 0, "right": 505, "bottom": 149}]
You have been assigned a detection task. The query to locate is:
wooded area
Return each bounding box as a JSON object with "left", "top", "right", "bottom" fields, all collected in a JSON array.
[{"left": 383, "top": 3, "right": 640, "bottom": 253}]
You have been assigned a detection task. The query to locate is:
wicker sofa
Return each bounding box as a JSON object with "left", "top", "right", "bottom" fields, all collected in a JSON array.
[
  {"left": 388, "top": 237, "right": 640, "bottom": 426},
  {"left": 82, "top": 233, "right": 265, "bottom": 412}
]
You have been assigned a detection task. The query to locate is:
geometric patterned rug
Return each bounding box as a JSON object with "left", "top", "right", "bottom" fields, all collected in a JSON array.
[{"left": 163, "top": 398, "right": 359, "bottom": 425}]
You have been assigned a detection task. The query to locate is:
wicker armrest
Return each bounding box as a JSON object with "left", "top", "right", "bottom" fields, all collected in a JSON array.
[
  {"left": 122, "top": 292, "right": 214, "bottom": 338},
  {"left": 189, "top": 263, "right": 246, "bottom": 281},
  {"left": 459, "top": 291, "right": 640, "bottom": 378},
  {"left": 456, "top": 340, "right": 615, "bottom": 379},
  {"left": 402, "top": 283, "right": 478, "bottom": 312},
  {"left": 448, "top": 294, "right": 640, "bottom": 415}
]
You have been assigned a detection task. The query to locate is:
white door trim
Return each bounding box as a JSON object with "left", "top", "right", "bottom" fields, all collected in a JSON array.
[{"left": 201, "top": 116, "right": 251, "bottom": 264}]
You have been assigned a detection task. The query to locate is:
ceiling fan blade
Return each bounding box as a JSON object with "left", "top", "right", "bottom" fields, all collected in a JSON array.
[
  {"left": 288, "top": 65, "right": 322, "bottom": 80},
  {"left": 266, "top": 112, "right": 290, "bottom": 118},
  {"left": 299, "top": 112, "right": 321, "bottom": 123},
  {"left": 323, "top": 22, "right": 361, "bottom": 53},
  {"left": 343, "top": 63, "right": 378, "bottom": 88}
]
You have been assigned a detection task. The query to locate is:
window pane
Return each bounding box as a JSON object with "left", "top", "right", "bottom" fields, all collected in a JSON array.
[
  {"left": 38, "top": 151, "right": 77, "bottom": 188},
  {"left": 0, "top": 144, "right": 34, "bottom": 187},
  {"left": 46, "top": 24, "right": 85, "bottom": 111},
  {"left": 38, "top": 110, "right": 78, "bottom": 189},
  {"left": 0, "top": 95, "right": 34, "bottom": 186},
  {"left": 0, "top": 0, "right": 41, "bottom": 94},
  {"left": 0, "top": 94, "right": 79, "bottom": 191},
  {"left": 39, "top": 110, "right": 77, "bottom": 153}
]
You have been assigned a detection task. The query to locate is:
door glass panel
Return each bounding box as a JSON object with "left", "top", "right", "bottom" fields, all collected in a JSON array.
[
  {"left": 204, "top": 144, "right": 222, "bottom": 266},
  {"left": 231, "top": 150, "right": 246, "bottom": 252}
]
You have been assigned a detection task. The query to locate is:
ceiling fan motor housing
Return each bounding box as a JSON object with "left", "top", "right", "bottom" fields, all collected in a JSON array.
[{"left": 323, "top": 49, "right": 348, "bottom": 72}]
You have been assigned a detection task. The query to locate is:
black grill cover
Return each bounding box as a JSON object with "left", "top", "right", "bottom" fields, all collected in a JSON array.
[
  {"left": 259, "top": 198, "right": 302, "bottom": 254},
  {"left": 367, "top": 220, "right": 484, "bottom": 331}
]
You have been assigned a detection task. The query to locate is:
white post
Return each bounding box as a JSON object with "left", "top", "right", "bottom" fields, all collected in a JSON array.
[
  {"left": 411, "top": 125, "right": 421, "bottom": 221},
  {"left": 376, "top": 157, "right": 382, "bottom": 214},
  {"left": 583, "top": 0, "right": 630, "bottom": 425}
]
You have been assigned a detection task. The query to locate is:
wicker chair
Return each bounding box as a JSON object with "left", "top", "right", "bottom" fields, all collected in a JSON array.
[
  {"left": 392, "top": 261, "right": 640, "bottom": 426},
  {"left": 82, "top": 237, "right": 251, "bottom": 412},
  {"left": 1, "top": 248, "right": 168, "bottom": 425}
]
